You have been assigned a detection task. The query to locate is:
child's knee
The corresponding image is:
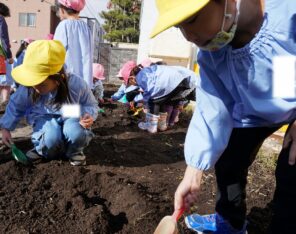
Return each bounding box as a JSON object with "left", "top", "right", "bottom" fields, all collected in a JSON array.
[
  {"left": 70, "top": 129, "right": 93, "bottom": 146},
  {"left": 63, "top": 120, "right": 93, "bottom": 145},
  {"left": 42, "top": 131, "right": 64, "bottom": 158},
  {"left": 44, "top": 128, "right": 63, "bottom": 146}
]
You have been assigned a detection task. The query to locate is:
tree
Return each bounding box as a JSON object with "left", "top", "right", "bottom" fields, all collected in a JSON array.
[{"left": 100, "top": 0, "right": 141, "bottom": 43}]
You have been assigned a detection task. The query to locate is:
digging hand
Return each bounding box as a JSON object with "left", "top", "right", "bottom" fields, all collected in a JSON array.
[
  {"left": 106, "top": 98, "right": 114, "bottom": 103},
  {"left": 8, "top": 58, "right": 14, "bottom": 64},
  {"left": 1, "top": 128, "right": 13, "bottom": 148}
]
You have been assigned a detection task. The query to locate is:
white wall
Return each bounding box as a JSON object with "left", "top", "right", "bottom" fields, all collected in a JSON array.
[
  {"left": 149, "top": 28, "right": 193, "bottom": 59},
  {"left": 137, "top": 0, "right": 198, "bottom": 68},
  {"left": 137, "top": 0, "right": 158, "bottom": 64}
]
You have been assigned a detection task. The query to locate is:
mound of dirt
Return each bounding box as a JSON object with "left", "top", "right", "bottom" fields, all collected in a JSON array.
[{"left": 0, "top": 89, "right": 281, "bottom": 234}]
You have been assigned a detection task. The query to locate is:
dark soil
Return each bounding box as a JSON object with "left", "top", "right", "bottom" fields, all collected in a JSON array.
[{"left": 0, "top": 84, "right": 279, "bottom": 234}]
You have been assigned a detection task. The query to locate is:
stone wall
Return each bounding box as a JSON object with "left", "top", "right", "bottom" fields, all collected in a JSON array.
[{"left": 97, "top": 43, "right": 138, "bottom": 84}]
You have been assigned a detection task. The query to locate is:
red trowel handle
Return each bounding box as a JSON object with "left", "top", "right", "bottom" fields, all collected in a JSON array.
[{"left": 172, "top": 207, "right": 185, "bottom": 221}]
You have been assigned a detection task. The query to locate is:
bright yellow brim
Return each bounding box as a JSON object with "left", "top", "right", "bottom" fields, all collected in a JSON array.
[
  {"left": 150, "top": 0, "right": 210, "bottom": 38},
  {"left": 11, "top": 63, "right": 62, "bottom": 86}
]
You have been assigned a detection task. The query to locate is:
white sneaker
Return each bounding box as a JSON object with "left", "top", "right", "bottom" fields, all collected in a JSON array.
[
  {"left": 69, "top": 154, "right": 86, "bottom": 166},
  {"left": 26, "top": 149, "right": 42, "bottom": 161}
]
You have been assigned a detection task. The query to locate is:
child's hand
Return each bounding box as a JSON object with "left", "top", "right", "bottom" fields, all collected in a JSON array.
[
  {"left": 1, "top": 129, "right": 13, "bottom": 147},
  {"left": 129, "top": 101, "right": 135, "bottom": 109},
  {"left": 106, "top": 98, "right": 114, "bottom": 103},
  {"left": 79, "top": 113, "right": 94, "bottom": 129},
  {"left": 136, "top": 102, "right": 144, "bottom": 108},
  {"left": 8, "top": 58, "right": 14, "bottom": 64},
  {"left": 98, "top": 98, "right": 104, "bottom": 104}
]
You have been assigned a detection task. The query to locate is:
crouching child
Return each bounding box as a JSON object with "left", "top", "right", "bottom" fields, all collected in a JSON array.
[{"left": 0, "top": 40, "right": 98, "bottom": 166}]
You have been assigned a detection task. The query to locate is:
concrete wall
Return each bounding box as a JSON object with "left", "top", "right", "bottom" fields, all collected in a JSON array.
[
  {"left": 98, "top": 43, "right": 138, "bottom": 84},
  {"left": 112, "top": 42, "right": 139, "bottom": 50},
  {"left": 109, "top": 47, "right": 137, "bottom": 84}
]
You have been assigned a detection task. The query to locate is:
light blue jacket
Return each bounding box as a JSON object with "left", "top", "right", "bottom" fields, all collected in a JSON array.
[
  {"left": 111, "top": 83, "right": 126, "bottom": 101},
  {"left": 0, "top": 74, "right": 98, "bottom": 131},
  {"left": 136, "top": 65, "right": 198, "bottom": 103},
  {"left": 185, "top": 0, "right": 296, "bottom": 170},
  {"left": 54, "top": 19, "right": 93, "bottom": 89},
  {"left": 111, "top": 83, "right": 143, "bottom": 103},
  {"left": 14, "top": 50, "right": 25, "bottom": 67}
]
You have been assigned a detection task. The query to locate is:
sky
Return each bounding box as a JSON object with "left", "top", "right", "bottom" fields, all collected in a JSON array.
[{"left": 80, "top": 0, "right": 108, "bottom": 24}]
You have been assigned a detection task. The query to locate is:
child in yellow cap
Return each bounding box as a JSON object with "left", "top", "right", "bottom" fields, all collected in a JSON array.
[
  {"left": 151, "top": 0, "right": 296, "bottom": 233},
  {"left": 0, "top": 40, "right": 98, "bottom": 166}
]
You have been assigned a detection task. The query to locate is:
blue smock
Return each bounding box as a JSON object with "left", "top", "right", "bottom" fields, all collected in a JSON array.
[
  {"left": 14, "top": 50, "right": 25, "bottom": 67},
  {"left": 54, "top": 19, "right": 93, "bottom": 88},
  {"left": 185, "top": 0, "right": 296, "bottom": 170},
  {"left": 136, "top": 65, "right": 198, "bottom": 103},
  {"left": 111, "top": 83, "right": 126, "bottom": 101}
]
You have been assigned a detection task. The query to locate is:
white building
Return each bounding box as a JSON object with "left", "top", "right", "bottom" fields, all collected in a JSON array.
[{"left": 137, "top": 0, "right": 198, "bottom": 70}]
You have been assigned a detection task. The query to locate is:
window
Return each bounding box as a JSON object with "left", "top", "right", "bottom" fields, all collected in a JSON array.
[{"left": 19, "top": 13, "right": 36, "bottom": 27}]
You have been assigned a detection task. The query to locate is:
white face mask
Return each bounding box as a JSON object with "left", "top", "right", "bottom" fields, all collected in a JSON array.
[{"left": 199, "top": 0, "right": 241, "bottom": 51}]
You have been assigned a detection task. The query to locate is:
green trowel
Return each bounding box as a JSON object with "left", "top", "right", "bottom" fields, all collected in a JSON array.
[{"left": 11, "top": 144, "right": 30, "bottom": 165}]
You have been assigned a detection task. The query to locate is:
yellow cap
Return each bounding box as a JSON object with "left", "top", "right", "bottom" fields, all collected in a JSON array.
[
  {"left": 150, "top": 0, "right": 210, "bottom": 38},
  {"left": 12, "top": 40, "right": 66, "bottom": 86}
]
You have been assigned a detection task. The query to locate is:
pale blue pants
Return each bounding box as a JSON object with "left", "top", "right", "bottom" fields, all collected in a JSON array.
[{"left": 31, "top": 117, "right": 93, "bottom": 159}]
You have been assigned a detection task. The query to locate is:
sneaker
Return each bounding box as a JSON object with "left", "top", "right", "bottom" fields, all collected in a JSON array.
[
  {"left": 26, "top": 149, "right": 42, "bottom": 161},
  {"left": 185, "top": 213, "right": 247, "bottom": 234},
  {"left": 185, "top": 213, "right": 216, "bottom": 234},
  {"left": 69, "top": 154, "right": 86, "bottom": 166}
]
